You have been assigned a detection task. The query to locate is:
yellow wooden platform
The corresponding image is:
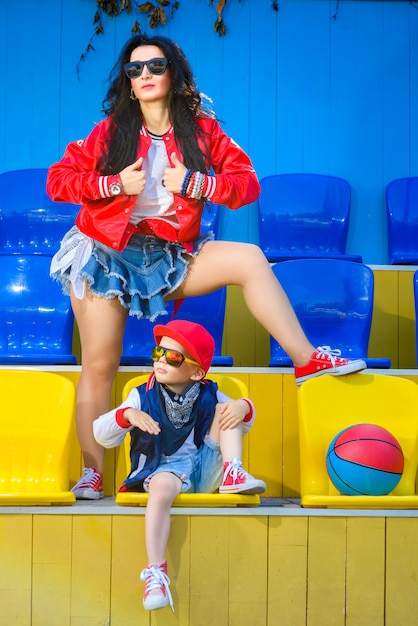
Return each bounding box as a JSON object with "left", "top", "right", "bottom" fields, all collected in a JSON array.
[
  {"left": 1, "top": 368, "right": 418, "bottom": 624},
  {"left": 2, "top": 500, "right": 418, "bottom": 625}
]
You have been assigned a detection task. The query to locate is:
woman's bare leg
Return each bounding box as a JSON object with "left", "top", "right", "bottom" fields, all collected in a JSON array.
[
  {"left": 71, "top": 287, "right": 128, "bottom": 472},
  {"left": 169, "top": 241, "right": 315, "bottom": 366}
]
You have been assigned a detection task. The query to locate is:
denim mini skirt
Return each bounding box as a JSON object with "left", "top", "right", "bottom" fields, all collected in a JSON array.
[{"left": 50, "top": 226, "right": 213, "bottom": 320}]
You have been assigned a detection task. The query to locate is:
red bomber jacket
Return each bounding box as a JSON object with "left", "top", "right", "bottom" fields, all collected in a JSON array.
[{"left": 47, "top": 116, "right": 260, "bottom": 252}]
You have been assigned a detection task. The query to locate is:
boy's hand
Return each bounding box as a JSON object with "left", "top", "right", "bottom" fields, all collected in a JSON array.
[
  {"left": 217, "top": 399, "right": 249, "bottom": 430},
  {"left": 123, "top": 408, "right": 161, "bottom": 435}
]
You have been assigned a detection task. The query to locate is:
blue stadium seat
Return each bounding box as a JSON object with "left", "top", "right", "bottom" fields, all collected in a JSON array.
[
  {"left": 0, "top": 168, "right": 79, "bottom": 255},
  {"left": 200, "top": 201, "right": 221, "bottom": 237},
  {"left": 413, "top": 269, "right": 418, "bottom": 365},
  {"left": 386, "top": 177, "right": 418, "bottom": 264},
  {"left": 257, "top": 173, "right": 362, "bottom": 263},
  {"left": 269, "top": 259, "right": 391, "bottom": 368},
  {"left": 121, "top": 288, "right": 233, "bottom": 366},
  {"left": 0, "top": 255, "right": 76, "bottom": 364}
]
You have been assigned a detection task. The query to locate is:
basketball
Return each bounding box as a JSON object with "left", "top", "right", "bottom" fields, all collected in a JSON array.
[{"left": 326, "top": 423, "right": 404, "bottom": 496}]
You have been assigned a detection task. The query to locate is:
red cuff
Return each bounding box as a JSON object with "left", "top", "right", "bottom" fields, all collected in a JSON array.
[
  {"left": 116, "top": 407, "right": 132, "bottom": 428},
  {"left": 242, "top": 398, "right": 253, "bottom": 422}
]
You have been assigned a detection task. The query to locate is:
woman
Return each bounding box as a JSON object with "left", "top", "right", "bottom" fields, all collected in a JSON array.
[{"left": 47, "top": 34, "right": 365, "bottom": 499}]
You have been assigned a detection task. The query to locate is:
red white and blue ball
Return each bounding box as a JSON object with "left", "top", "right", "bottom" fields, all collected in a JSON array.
[{"left": 326, "top": 423, "right": 404, "bottom": 496}]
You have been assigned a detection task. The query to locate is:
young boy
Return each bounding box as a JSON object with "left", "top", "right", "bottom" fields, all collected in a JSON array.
[{"left": 93, "top": 319, "right": 265, "bottom": 612}]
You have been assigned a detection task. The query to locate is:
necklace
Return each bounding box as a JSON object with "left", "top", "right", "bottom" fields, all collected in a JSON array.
[{"left": 147, "top": 126, "right": 172, "bottom": 140}]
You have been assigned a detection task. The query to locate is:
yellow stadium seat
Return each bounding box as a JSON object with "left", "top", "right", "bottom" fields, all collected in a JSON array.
[
  {"left": 297, "top": 373, "right": 418, "bottom": 508},
  {"left": 0, "top": 370, "right": 76, "bottom": 505},
  {"left": 116, "top": 374, "right": 260, "bottom": 507}
]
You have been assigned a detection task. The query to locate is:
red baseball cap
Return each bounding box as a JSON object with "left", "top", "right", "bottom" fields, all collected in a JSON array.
[{"left": 153, "top": 319, "right": 215, "bottom": 374}]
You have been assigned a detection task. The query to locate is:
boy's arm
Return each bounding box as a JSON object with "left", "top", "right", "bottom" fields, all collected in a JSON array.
[
  {"left": 93, "top": 388, "right": 140, "bottom": 448},
  {"left": 216, "top": 390, "right": 255, "bottom": 433}
]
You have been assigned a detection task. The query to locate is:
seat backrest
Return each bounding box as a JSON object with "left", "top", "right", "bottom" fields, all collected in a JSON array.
[
  {"left": 257, "top": 173, "right": 358, "bottom": 262},
  {"left": 270, "top": 259, "right": 374, "bottom": 364},
  {"left": 413, "top": 270, "right": 418, "bottom": 365},
  {"left": 121, "top": 288, "right": 233, "bottom": 366},
  {"left": 121, "top": 373, "right": 248, "bottom": 471},
  {"left": 0, "top": 370, "right": 75, "bottom": 498},
  {"left": 386, "top": 177, "right": 418, "bottom": 264},
  {"left": 0, "top": 168, "right": 79, "bottom": 255},
  {"left": 0, "top": 254, "right": 76, "bottom": 363},
  {"left": 200, "top": 201, "right": 220, "bottom": 237},
  {"left": 297, "top": 374, "right": 418, "bottom": 500}
]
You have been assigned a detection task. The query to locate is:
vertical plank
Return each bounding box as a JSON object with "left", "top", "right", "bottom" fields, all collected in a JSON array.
[
  {"left": 248, "top": 371, "right": 283, "bottom": 497},
  {"left": 307, "top": 517, "right": 346, "bottom": 625},
  {"left": 330, "top": 0, "right": 386, "bottom": 263},
  {"left": 268, "top": 517, "right": 308, "bottom": 626},
  {"left": 2, "top": 0, "right": 62, "bottom": 169},
  {"left": 246, "top": 0, "right": 280, "bottom": 243},
  {"left": 111, "top": 516, "right": 149, "bottom": 626},
  {"left": 70, "top": 515, "right": 112, "bottom": 625},
  {"left": 32, "top": 515, "right": 72, "bottom": 626},
  {"left": 247, "top": 1, "right": 279, "bottom": 179},
  {"left": 177, "top": 0, "right": 224, "bottom": 113},
  {"left": 369, "top": 269, "right": 399, "bottom": 366},
  {"left": 346, "top": 518, "right": 385, "bottom": 626},
  {"left": 382, "top": 2, "right": 410, "bottom": 188},
  {"left": 59, "top": 0, "right": 111, "bottom": 148},
  {"left": 189, "top": 516, "right": 230, "bottom": 625},
  {"left": 275, "top": 0, "right": 305, "bottom": 173},
  {"left": 154, "top": 515, "right": 191, "bottom": 626},
  {"left": 0, "top": 0, "right": 9, "bottom": 169},
  {"left": 386, "top": 518, "right": 418, "bottom": 625},
  {"left": 410, "top": 1, "right": 418, "bottom": 173},
  {"left": 398, "top": 268, "right": 416, "bottom": 368},
  {"left": 0, "top": 515, "right": 32, "bottom": 625},
  {"left": 228, "top": 516, "right": 268, "bottom": 626},
  {"left": 283, "top": 375, "right": 300, "bottom": 497},
  {"left": 254, "top": 319, "right": 271, "bottom": 368},
  {"left": 218, "top": 0, "right": 251, "bottom": 244},
  {"left": 297, "top": 0, "right": 332, "bottom": 173},
  {"left": 224, "top": 285, "right": 257, "bottom": 366}
]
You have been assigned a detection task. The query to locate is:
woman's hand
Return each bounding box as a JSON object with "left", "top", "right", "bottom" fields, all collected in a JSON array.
[
  {"left": 119, "top": 157, "right": 146, "bottom": 195},
  {"left": 163, "top": 152, "right": 188, "bottom": 193}
]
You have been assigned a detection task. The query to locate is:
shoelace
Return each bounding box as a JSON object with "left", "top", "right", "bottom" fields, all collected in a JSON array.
[
  {"left": 140, "top": 564, "right": 174, "bottom": 612},
  {"left": 223, "top": 457, "right": 245, "bottom": 483},
  {"left": 75, "top": 468, "right": 99, "bottom": 488},
  {"left": 316, "top": 346, "right": 343, "bottom": 365}
]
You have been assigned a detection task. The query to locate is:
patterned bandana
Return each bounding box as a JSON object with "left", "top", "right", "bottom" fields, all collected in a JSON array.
[{"left": 159, "top": 382, "right": 201, "bottom": 429}]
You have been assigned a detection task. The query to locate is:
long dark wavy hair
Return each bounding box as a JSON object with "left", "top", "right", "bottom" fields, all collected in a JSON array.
[{"left": 99, "top": 34, "right": 215, "bottom": 175}]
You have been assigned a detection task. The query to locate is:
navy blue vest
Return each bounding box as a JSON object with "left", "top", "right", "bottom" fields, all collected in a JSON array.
[{"left": 120, "top": 379, "right": 219, "bottom": 492}]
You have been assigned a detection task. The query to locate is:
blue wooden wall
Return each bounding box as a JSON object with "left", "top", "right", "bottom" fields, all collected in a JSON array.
[{"left": 0, "top": 0, "right": 417, "bottom": 264}]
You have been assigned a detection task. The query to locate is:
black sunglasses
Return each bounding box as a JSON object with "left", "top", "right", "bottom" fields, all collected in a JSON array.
[
  {"left": 151, "top": 345, "right": 200, "bottom": 368},
  {"left": 124, "top": 58, "right": 170, "bottom": 79}
]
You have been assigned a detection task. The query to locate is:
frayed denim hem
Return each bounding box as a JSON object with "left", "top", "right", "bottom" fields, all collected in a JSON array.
[{"left": 55, "top": 231, "right": 214, "bottom": 321}]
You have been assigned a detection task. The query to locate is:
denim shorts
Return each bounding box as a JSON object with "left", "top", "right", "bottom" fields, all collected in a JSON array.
[
  {"left": 51, "top": 227, "right": 213, "bottom": 321},
  {"left": 143, "top": 436, "right": 222, "bottom": 494}
]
